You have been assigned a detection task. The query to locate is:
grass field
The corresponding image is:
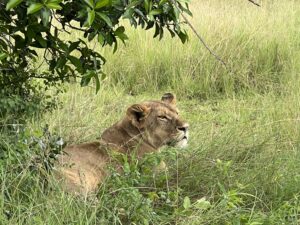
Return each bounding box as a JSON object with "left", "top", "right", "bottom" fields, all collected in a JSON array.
[{"left": 1, "top": 0, "right": 300, "bottom": 224}]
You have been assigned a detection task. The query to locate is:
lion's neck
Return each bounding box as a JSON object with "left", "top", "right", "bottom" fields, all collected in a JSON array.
[{"left": 100, "top": 118, "right": 157, "bottom": 157}]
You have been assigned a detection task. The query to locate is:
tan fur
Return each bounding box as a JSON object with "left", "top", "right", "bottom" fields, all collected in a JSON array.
[{"left": 55, "top": 93, "right": 189, "bottom": 196}]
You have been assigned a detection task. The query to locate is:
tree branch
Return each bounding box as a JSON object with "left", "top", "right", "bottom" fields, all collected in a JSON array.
[
  {"left": 169, "top": 0, "right": 227, "bottom": 68},
  {"left": 247, "top": 0, "right": 260, "bottom": 7}
]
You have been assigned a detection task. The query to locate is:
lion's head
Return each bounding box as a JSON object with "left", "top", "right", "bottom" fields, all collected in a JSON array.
[{"left": 101, "top": 93, "right": 189, "bottom": 155}]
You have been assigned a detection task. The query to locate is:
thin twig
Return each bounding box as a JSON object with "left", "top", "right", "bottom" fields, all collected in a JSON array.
[
  {"left": 65, "top": 23, "right": 87, "bottom": 32},
  {"left": 247, "top": 0, "right": 261, "bottom": 7},
  {"left": 34, "top": 49, "right": 48, "bottom": 71},
  {"left": 53, "top": 14, "right": 86, "bottom": 32},
  {"left": 169, "top": 0, "right": 227, "bottom": 68}
]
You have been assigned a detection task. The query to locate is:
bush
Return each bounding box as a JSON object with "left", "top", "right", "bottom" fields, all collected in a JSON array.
[{"left": 0, "top": 0, "right": 191, "bottom": 119}]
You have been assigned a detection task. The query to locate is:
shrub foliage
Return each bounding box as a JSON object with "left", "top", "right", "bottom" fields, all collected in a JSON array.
[
  {"left": 0, "top": 0, "right": 191, "bottom": 118},
  {"left": 0, "top": 0, "right": 191, "bottom": 90}
]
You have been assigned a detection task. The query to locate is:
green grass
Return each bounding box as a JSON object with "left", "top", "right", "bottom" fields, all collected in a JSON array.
[{"left": 1, "top": 0, "right": 300, "bottom": 224}]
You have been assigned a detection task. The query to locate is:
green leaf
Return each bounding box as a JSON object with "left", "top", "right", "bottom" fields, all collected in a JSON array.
[
  {"left": 47, "top": 0, "right": 63, "bottom": 3},
  {"left": 113, "top": 40, "right": 117, "bottom": 53},
  {"left": 123, "top": 8, "right": 134, "bottom": 19},
  {"left": 6, "top": 0, "right": 23, "bottom": 10},
  {"left": 173, "top": 6, "right": 180, "bottom": 20},
  {"left": 87, "top": 10, "right": 95, "bottom": 26},
  {"left": 68, "top": 55, "right": 83, "bottom": 72},
  {"left": 159, "top": 0, "right": 168, "bottom": 5},
  {"left": 105, "top": 33, "right": 114, "bottom": 45},
  {"left": 94, "top": 73, "right": 100, "bottom": 93},
  {"left": 159, "top": 26, "right": 164, "bottom": 40},
  {"left": 27, "top": 3, "right": 43, "bottom": 15},
  {"left": 183, "top": 196, "right": 191, "bottom": 209},
  {"left": 80, "top": 70, "right": 95, "bottom": 87},
  {"left": 95, "top": 0, "right": 110, "bottom": 9},
  {"left": 115, "top": 26, "right": 125, "bottom": 35},
  {"left": 149, "top": 9, "right": 163, "bottom": 16},
  {"left": 46, "top": 3, "right": 62, "bottom": 9},
  {"left": 153, "top": 23, "right": 159, "bottom": 38},
  {"left": 96, "top": 12, "right": 112, "bottom": 27},
  {"left": 144, "top": 0, "right": 149, "bottom": 13},
  {"left": 178, "top": 0, "right": 191, "bottom": 3},
  {"left": 98, "top": 33, "right": 105, "bottom": 45},
  {"left": 126, "top": 0, "right": 141, "bottom": 8},
  {"left": 143, "top": 219, "right": 149, "bottom": 225},
  {"left": 145, "top": 21, "right": 154, "bottom": 30},
  {"left": 0, "top": 53, "right": 8, "bottom": 61},
  {"left": 134, "top": 8, "right": 145, "bottom": 18},
  {"left": 13, "top": 34, "right": 25, "bottom": 48},
  {"left": 87, "top": 32, "right": 97, "bottom": 41},
  {"left": 55, "top": 57, "right": 67, "bottom": 69},
  {"left": 177, "top": 31, "right": 188, "bottom": 44},
  {"left": 180, "top": 5, "right": 193, "bottom": 17},
  {"left": 41, "top": 8, "right": 51, "bottom": 26},
  {"left": 115, "top": 32, "right": 128, "bottom": 43},
  {"left": 83, "top": 0, "right": 94, "bottom": 8},
  {"left": 114, "top": 26, "right": 128, "bottom": 43},
  {"left": 194, "top": 197, "right": 211, "bottom": 210},
  {"left": 58, "top": 42, "right": 68, "bottom": 52},
  {"left": 68, "top": 41, "right": 80, "bottom": 53},
  {"left": 36, "top": 35, "right": 47, "bottom": 48},
  {"left": 167, "top": 27, "right": 175, "bottom": 38},
  {"left": 123, "top": 161, "right": 130, "bottom": 174}
]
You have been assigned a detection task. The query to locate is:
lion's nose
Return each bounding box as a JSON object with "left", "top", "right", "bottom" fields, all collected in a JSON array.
[{"left": 177, "top": 123, "right": 189, "bottom": 133}]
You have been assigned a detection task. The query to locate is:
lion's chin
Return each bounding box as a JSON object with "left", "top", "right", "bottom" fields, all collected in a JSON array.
[
  {"left": 175, "top": 137, "right": 188, "bottom": 148},
  {"left": 166, "top": 132, "right": 189, "bottom": 148},
  {"left": 175, "top": 138, "right": 188, "bottom": 148}
]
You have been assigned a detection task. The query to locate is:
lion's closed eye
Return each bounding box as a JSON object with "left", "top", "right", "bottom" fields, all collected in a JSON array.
[{"left": 158, "top": 116, "right": 169, "bottom": 121}]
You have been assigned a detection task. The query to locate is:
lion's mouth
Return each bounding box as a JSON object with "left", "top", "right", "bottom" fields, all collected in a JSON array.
[
  {"left": 175, "top": 136, "right": 188, "bottom": 148},
  {"left": 166, "top": 133, "right": 188, "bottom": 148},
  {"left": 180, "top": 131, "right": 189, "bottom": 141}
]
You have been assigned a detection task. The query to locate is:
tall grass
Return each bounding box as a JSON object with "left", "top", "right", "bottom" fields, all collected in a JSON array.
[
  {"left": 1, "top": 0, "right": 300, "bottom": 224},
  {"left": 96, "top": 0, "right": 300, "bottom": 99}
]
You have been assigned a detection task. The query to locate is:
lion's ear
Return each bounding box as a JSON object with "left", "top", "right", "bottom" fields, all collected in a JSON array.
[
  {"left": 127, "top": 104, "right": 150, "bottom": 128},
  {"left": 161, "top": 93, "right": 176, "bottom": 106}
]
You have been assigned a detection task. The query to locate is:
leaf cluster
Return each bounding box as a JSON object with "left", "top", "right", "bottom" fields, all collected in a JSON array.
[{"left": 0, "top": 0, "right": 191, "bottom": 95}]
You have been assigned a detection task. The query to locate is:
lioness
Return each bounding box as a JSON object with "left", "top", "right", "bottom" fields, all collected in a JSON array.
[{"left": 56, "top": 93, "right": 189, "bottom": 195}]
